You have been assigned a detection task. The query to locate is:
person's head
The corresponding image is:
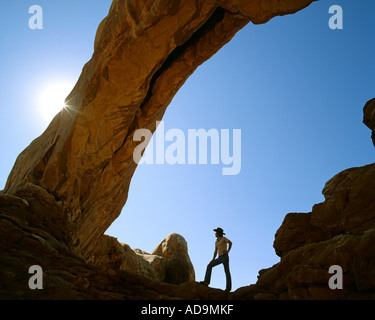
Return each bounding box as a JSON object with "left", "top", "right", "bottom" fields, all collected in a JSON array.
[{"left": 213, "top": 227, "right": 225, "bottom": 238}]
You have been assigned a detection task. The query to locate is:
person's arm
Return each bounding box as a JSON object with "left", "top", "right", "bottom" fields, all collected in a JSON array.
[
  {"left": 226, "top": 239, "right": 232, "bottom": 254},
  {"left": 211, "top": 248, "right": 217, "bottom": 261}
]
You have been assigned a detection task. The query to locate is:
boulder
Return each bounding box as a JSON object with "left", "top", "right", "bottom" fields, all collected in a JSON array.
[
  {"left": 84, "top": 233, "right": 193, "bottom": 284},
  {"left": 273, "top": 212, "right": 326, "bottom": 257},
  {"left": 152, "top": 233, "right": 195, "bottom": 284}
]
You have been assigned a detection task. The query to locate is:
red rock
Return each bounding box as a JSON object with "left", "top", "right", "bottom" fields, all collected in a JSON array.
[{"left": 8, "top": 1, "right": 375, "bottom": 301}]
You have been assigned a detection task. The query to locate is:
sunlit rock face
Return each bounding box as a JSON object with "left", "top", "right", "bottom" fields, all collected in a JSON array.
[{"left": 87, "top": 233, "right": 195, "bottom": 285}]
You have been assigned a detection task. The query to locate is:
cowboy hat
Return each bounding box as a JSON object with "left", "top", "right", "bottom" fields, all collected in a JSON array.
[{"left": 213, "top": 227, "right": 225, "bottom": 235}]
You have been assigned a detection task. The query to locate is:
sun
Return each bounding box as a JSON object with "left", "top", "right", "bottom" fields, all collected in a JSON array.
[{"left": 37, "top": 81, "right": 74, "bottom": 122}]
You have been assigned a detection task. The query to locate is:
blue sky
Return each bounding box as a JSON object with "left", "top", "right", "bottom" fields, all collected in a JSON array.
[{"left": 1, "top": 1, "right": 374, "bottom": 291}]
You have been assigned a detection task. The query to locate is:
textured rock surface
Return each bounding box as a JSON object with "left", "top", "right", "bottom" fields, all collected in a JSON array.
[
  {"left": 86, "top": 232, "right": 194, "bottom": 284},
  {"left": 4, "top": 0, "right": 375, "bottom": 301},
  {"left": 152, "top": 233, "right": 195, "bottom": 284},
  {"left": 0, "top": 199, "right": 222, "bottom": 300}
]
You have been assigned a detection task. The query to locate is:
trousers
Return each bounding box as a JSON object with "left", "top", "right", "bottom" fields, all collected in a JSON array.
[{"left": 204, "top": 253, "right": 231, "bottom": 291}]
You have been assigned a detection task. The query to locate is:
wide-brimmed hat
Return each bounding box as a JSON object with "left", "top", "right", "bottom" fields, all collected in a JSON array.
[{"left": 213, "top": 227, "right": 225, "bottom": 235}]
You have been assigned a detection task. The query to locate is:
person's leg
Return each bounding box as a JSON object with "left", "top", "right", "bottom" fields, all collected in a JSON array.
[
  {"left": 203, "top": 257, "right": 222, "bottom": 285},
  {"left": 222, "top": 254, "right": 232, "bottom": 292}
]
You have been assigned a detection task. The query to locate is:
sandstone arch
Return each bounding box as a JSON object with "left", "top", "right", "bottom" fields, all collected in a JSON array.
[
  {"left": 3, "top": 0, "right": 315, "bottom": 260},
  {"left": 2, "top": 0, "right": 375, "bottom": 299}
]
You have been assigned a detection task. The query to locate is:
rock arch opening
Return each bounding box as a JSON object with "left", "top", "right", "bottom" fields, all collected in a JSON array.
[
  {"left": 3, "top": 0, "right": 316, "bottom": 261},
  {"left": 8, "top": 0, "right": 375, "bottom": 299}
]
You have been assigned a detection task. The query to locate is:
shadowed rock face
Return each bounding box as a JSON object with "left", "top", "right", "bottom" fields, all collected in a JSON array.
[
  {"left": 235, "top": 98, "right": 375, "bottom": 300},
  {"left": 364, "top": 98, "right": 375, "bottom": 147},
  {"left": 259, "top": 163, "right": 375, "bottom": 299},
  {"left": 2, "top": 0, "right": 315, "bottom": 261},
  {"left": 6, "top": 0, "right": 374, "bottom": 300}
]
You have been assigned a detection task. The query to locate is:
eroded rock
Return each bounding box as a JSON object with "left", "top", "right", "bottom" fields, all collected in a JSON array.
[
  {"left": 152, "top": 233, "right": 195, "bottom": 284},
  {"left": 2, "top": 0, "right": 316, "bottom": 261},
  {"left": 251, "top": 126, "right": 375, "bottom": 299},
  {"left": 5, "top": 0, "right": 375, "bottom": 301},
  {"left": 86, "top": 233, "right": 194, "bottom": 284}
]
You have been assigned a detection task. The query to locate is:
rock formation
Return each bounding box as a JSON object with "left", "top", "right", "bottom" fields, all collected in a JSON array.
[
  {"left": 0, "top": 199, "right": 220, "bottom": 299},
  {"left": 232, "top": 98, "right": 375, "bottom": 300},
  {"left": 86, "top": 232, "right": 194, "bottom": 284},
  {"left": 3, "top": 0, "right": 374, "bottom": 300},
  {"left": 2, "top": 0, "right": 316, "bottom": 262},
  {"left": 152, "top": 233, "right": 195, "bottom": 284}
]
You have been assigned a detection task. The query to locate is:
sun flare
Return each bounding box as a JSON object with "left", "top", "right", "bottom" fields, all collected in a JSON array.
[{"left": 37, "top": 81, "right": 74, "bottom": 122}]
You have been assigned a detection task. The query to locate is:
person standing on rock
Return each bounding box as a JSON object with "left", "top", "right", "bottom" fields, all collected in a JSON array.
[{"left": 200, "top": 227, "right": 232, "bottom": 292}]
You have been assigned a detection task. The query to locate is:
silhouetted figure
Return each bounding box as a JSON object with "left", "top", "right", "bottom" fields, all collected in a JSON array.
[{"left": 200, "top": 227, "right": 232, "bottom": 292}]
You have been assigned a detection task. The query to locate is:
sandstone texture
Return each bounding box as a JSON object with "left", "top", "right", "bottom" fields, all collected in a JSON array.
[
  {"left": 0, "top": 200, "right": 222, "bottom": 300},
  {"left": 152, "top": 233, "right": 195, "bottom": 284},
  {"left": 87, "top": 232, "right": 194, "bottom": 284},
  {"left": 3, "top": 0, "right": 374, "bottom": 300}
]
